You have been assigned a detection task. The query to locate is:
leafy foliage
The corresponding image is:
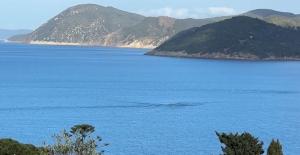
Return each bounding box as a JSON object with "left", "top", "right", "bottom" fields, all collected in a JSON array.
[
  {"left": 216, "top": 132, "right": 264, "bottom": 155},
  {"left": 0, "top": 129, "right": 285, "bottom": 155},
  {"left": 267, "top": 139, "right": 283, "bottom": 155}
]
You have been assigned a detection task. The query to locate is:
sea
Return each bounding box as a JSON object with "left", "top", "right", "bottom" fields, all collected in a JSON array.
[{"left": 0, "top": 43, "right": 299, "bottom": 154}]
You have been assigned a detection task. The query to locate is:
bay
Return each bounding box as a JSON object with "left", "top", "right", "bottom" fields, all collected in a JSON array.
[{"left": 0, "top": 43, "right": 299, "bottom": 154}]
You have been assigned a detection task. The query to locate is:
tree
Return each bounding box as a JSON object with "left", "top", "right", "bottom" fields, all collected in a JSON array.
[
  {"left": 267, "top": 139, "right": 283, "bottom": 155},
  {"left": 216, "top": 132, "right": 264, "bottom": 155},
  {"left": 71, "top": 124, "right": 95, "bottom": 139},
  {"left": 45, "top": 130, "right": 73, "bottom": 155},
  {"left": 45, "top": 124, "right": 108, "bottom": 155},
  {"left": 71, "top": 124, "right": 99, "bottom": 155}
]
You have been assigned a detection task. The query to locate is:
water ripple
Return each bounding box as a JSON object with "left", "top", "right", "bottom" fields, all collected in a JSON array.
[{"left": 0, "top": 101, "right": 208, "bottom": 112}]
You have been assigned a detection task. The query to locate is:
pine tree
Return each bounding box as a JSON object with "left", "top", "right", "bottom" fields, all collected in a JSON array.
[
  {"left": 267, "top": 139, "right": 283, "bottom": 155},
  {"left": 216, "top": 132, "right": 264, "bottom": 155}
]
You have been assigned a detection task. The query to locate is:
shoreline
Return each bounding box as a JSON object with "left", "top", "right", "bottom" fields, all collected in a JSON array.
[
  {"left": 7, "top": 40, "right": 154, "bottom": 50},
  {"left": 146, "top": 50, "right": 300, "bottom": 61},
  {"left": 29, "top": 41, "right": 82, "bottom": 46},
  {"left": 5, "top": 41, "right": 300, "bottom": 61}
]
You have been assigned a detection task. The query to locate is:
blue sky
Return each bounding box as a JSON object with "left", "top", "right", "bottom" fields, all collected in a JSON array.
[{"left": 0, "top": 0, "right": 299, "bottom": 29}]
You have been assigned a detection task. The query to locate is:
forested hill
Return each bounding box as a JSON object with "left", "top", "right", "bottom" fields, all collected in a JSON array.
[{"left": 148, "top": 16, "right": 300, "bottom": 60}]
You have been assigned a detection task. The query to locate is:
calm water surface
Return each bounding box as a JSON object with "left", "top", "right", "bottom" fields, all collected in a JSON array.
[{"left": 0, "top": 43, "right": 300, "bottom": 154}]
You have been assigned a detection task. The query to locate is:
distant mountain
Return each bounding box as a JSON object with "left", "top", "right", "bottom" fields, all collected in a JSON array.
[
  {"left": 148, "top": 16, "right": 300, "bottom": 60},
  {"left": 8, "top": 5, "right": 300, "bottom": 48},
  {"left": 9, "top": 4, "right": 145, "bottom": 45},
  {"left": 244, "top": 9, "right": 300, "bottom": 27},
  {"left": 8, "top": 4, "right": 226, "bottom": 48},
  {"left": 0, "top": 29, "right": 31, "bottom": 40},
  {"left": 246, "top": 9, "right": 297, "bottom": 18}
]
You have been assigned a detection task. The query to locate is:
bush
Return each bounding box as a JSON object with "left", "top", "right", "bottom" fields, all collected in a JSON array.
[
  {"left": 216, "top": 132, "right": 264, "bottom": 155},
  {"left": 0, "top": 138, "right": 41, "bottom": 155},
  {"left": 267, "top": 139, "right": 283, "bottom": 155},
  {"left": 45, "top": 124, "right": 108, "bottom": 155}
]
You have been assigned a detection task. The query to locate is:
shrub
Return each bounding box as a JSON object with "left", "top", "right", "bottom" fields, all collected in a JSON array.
[
  {"left": 45, "top": 124, "right": 108, "bottom": 155},
  {"left": 0, "top": 138, "right": 41, "bottom": 155}
]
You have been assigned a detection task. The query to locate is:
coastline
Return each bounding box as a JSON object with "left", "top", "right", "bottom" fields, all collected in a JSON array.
[
  {"left": 7, "top": 40, "right": 154, "bottom": 49},
  {"left": 29, "top": 41, "right": 82, "bottom": 46},
  {"left": 6, "top": 41, "right": 300, "bottom": 61},
  {"left": 146, "top": 50, "right": 300, "bottom": 61}
]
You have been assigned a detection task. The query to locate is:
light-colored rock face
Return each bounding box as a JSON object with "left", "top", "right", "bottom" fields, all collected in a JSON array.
[
  {"left": 29, "top": 41, "right": 82, "bottom": 46},
  {"left": 28, "top": 40, "right": 158, "bottom": 49},
  {"left": 120, "top": 40, "right": 157, "bottom": 49}
]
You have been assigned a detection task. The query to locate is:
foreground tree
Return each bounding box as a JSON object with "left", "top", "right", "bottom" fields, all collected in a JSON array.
[
  {"left": 267, "top": 139, "right": 283, "bottom": 155},
  {"left": 216, "top": 132, "right": 264, "bottom": 155},
  {"left": 45, "top": 124, "right": 108, "bottom": 155}
]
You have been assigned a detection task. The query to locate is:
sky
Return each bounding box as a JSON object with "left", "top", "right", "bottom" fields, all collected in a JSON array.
[{"left": 0, "top": 0, "right": 299, "bottom": 29}]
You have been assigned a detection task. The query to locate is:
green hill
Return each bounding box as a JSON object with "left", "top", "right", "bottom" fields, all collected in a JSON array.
[
  {"left": 9, "top": 4, "right": 145, "bottom": 44},
  {"left": 9, "top": 4, "right": 222, "bottom": 47},
  {"left": 148, "top": 16, "right": 300, "bottom": 60}
]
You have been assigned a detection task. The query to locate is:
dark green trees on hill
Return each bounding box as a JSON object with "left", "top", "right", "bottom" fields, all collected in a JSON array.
[{"left": 150, "top": 16, "right": 300, "bottom": 60}]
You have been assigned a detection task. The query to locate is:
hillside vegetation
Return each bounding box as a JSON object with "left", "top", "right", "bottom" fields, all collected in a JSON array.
[{"left": 9, "top": 4, "right": 300, "bottom": 48}]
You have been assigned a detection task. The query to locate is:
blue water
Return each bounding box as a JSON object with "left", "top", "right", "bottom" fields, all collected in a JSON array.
[{"left": 0, "top": 43, "right": 300, "bottom": 155}]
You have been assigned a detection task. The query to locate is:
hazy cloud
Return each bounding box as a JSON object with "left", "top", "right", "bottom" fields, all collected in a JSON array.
[
  {"left": 137, "top": 7, "right": 194, "bottom": 18},
  {"left": 137, "top": 7, "right": 238, "bottom": 19},
  {"left": 208, "top": 7, "right": 237, "bottom": 16}
]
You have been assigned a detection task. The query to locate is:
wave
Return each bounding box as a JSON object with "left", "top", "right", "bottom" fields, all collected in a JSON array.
[
  {"left": 124, "top": 101, "right": 208, "bottom": 108},
  {"left": 0, "top": 101, "right": 208, "bottom": 112},
  {"left": 234, "top": 89, "right": 299, "bottom": 95}
]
